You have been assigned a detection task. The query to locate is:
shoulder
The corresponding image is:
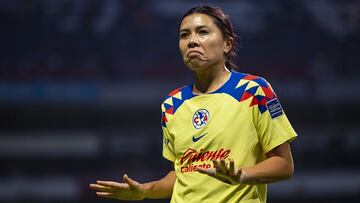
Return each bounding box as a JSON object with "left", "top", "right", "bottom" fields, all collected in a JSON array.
[
  {"left": 160, "top": 84, "right": 193, "bottom": 127},
  {"left": 161, "top": 84, "right": 193, "bottom": 113},
  {"left": 221, "top": 71, "right": 277, "bottom": 114},
  {"left": 230, "top": 71, "right": 276, "bottom": 99},
  {"left": 231, "top": 71, "right": 271, "bottom": 87},
  {"left": 226, "top": 71, "right": 275, "bottom": 94},
  {"left": 161, "top": 85, "right": 189, "bottom": 105}
]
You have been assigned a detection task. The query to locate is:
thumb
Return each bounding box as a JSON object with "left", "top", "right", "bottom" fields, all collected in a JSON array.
[
  {"left": 196, "top": 167, "right": 208, "bottom": 174},
  {"left": 123, "top": 174, "right": 138, "bottom": 188}
]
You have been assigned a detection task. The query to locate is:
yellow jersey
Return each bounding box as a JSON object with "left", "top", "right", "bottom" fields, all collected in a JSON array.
[{"left": 161, "top": 71, "right": 297, "bottom": 203}]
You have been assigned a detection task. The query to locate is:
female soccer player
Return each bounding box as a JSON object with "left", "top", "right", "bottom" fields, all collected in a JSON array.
[{"left": 90, "top": 5, "right": 297, "bottom": 202}]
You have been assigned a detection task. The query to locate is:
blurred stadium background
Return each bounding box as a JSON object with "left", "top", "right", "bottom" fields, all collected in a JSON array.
[{"left": 1, "top": 0, "right": 360, "bottom": 203}]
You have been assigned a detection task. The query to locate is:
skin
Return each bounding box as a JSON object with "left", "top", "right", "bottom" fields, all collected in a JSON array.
[
  {"left": 89, "top": 13, "right": 295, "bottom": 201},
  {"left": 89, "top": 172, "right": 176, "bottom": 200},
  {"left": 179, "top": 13, "right": 233, "bottom": 94},
  {"left": 197, "top": 142, "right": 294, "bottom": 185}
]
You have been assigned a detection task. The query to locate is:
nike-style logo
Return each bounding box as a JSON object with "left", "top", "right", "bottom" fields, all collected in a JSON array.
[{"left": 192, "top": 133, "right": 208, "bottom": 142}]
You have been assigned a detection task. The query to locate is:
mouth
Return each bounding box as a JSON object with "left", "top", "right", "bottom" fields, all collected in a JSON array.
[{"left": 186, "top": 50, "right": 202, "bottom": 57}]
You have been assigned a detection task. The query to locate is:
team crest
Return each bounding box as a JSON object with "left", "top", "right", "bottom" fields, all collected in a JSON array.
[{"left": 192, "top": 109, "right": 210, "bottom": 129}]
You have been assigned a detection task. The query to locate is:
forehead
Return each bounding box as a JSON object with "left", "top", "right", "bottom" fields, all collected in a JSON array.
[{"left": 180, "top": 13, "right": 216, "bottom": 30}]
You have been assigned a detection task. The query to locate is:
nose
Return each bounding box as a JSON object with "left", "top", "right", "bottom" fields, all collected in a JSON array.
[{"left": 188, "top": 34, "right": 199, "bottom": 48}]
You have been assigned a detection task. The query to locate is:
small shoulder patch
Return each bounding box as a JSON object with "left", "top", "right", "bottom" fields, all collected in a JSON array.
[{"left": 266, "top": 98, "right": 283, "bottom": 119}]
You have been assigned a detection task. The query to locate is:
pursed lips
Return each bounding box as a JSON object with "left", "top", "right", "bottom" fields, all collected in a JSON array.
[{"left": 186, "top": 50, "right": 203, "bottom": 57}]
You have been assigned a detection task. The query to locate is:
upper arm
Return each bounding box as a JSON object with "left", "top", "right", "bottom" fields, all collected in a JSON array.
[
  {"left": 266, "top": 142, "right": 294, "bottom": 175},
  {"left": 266, "top": 142, "right": 293, "bottom": 159},
  {"left": 251, "top": 77, "right": 297, "bottom": 153}
]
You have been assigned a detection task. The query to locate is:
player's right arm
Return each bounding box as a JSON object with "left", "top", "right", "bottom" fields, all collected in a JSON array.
[
  {"left": 143, "top": 170, "right": 176, "bottom": 199},
  {"left": 89, "top": 170, "right": 176, "bottom": 201}
]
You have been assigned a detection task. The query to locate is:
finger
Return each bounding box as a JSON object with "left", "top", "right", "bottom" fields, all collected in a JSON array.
[
  {"left": 198, "top": 167, "right": 233, "bottom": 184},
  {"left": 197, "top": 167, "right": 216, "bottom": 177},
  {"left": 96, "top": 192, "right": 115, "bottom": 198},
  {"left": 212, "top": 160, "right": 221, "bottom": 173},
  {"left": 196, "top": 167, "right": 208, "bottom": 174},
  {"left": 206, "top": 168, "right": 218, "bottom": 177},
  {"left": 236, "top": 168, "right": 243, "bottom": 180},
  {"left": 216, "top": 175, "right": 232, "bottom": 184},
  {"left": 96, "top": 180, "right": 128, "bottom": 189},
  {"left": 219, "top": 158, "right": 227, "bottom": 173},
  {"left": 229, "top": 159, "right": 235, "bottom": 176},
  {"left": 123, "top": 174, "right": 139, "bottom": 188},
  {"left": 89, "top": 184, "right": 115, "bottom": 192},
  {"left": 205, "top": 169, "right": 232, "bottom": 184},
  {"left": 197, "top": 167, "right": 215, "bottom": 176}
]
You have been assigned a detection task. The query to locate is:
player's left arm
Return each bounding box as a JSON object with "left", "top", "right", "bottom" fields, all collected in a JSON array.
[
  {"left": 239, "top": 141, "right": 294, "bottom": 184},
  {"left": 197, "top": 141, "right": 294, "bottom": 185}
]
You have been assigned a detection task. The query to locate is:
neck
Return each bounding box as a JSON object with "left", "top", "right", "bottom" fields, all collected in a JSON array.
[{"left": 192, "top": 63, "right": 230, "bottom": 94}]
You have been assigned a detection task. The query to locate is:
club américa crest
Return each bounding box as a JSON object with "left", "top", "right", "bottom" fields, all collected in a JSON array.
[{"left": 192, "top": 109, "right": 210, "bottom": 129}]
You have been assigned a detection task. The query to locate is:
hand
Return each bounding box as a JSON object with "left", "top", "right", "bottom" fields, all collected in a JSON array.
[
  {"left": 197, "top": 159, "right": 245, "bottom": 185},
  {"left": 89, "top": 174, "right": 146, "bottom": 200}
]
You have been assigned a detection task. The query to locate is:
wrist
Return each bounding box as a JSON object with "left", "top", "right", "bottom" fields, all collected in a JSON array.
[
  {"left": 142, "top": 182, "right": 152, "bottom": 199},
  {"left": 143, "top": 180, "right": 163, "bottom": 199},
  {"left": 239, "top": 168, "right": 249, "bottom": 183}
]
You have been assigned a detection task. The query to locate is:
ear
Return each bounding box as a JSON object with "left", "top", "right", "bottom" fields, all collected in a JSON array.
[{"left": 223, "top": 37, "right": 234, "bottom": 54}]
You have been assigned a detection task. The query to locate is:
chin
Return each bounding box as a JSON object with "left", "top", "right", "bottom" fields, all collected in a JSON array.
[
  {"left": 186, "top": 63, "right": 206, "bottom": 72},
  {"left": 185, "top": 59, "right": 209, "bottom": 71}
]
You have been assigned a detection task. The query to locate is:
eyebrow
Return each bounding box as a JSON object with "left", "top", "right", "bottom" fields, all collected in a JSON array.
[{"left": 179, "top": 25, "right": 209, "bottom": 33}]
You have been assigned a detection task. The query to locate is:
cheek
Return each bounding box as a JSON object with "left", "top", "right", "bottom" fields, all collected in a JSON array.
[
  {"left": 179, "top": 41, "right": 186, "bottom": 55},
  {"left": 206, "top": 38, "right": 225, "bottom": 56}
]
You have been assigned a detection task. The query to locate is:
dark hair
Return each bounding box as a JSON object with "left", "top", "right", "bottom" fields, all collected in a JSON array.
[{"left": 181, "top": 5, "right": 239, "bottom": 70}]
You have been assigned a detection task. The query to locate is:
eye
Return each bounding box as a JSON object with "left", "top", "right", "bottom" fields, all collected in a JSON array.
[
  {"left": 180, "top": 32, "right": 189, "bottom": 39},
  {"left": 199, "top": 29, "right": 209, "bottom": 35}
]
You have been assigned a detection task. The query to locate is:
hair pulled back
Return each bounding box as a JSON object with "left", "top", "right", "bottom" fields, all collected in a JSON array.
[{"left": 181, "top": 5, "right": 240, "bottom": 70}]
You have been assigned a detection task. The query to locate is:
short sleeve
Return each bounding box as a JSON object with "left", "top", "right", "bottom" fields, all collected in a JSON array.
[
  {"left": 161, "top": 104, "right": 176, "bottom": 162},
  {"left": 254, "top": 78, "right": 297, "bottom": 153}
]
